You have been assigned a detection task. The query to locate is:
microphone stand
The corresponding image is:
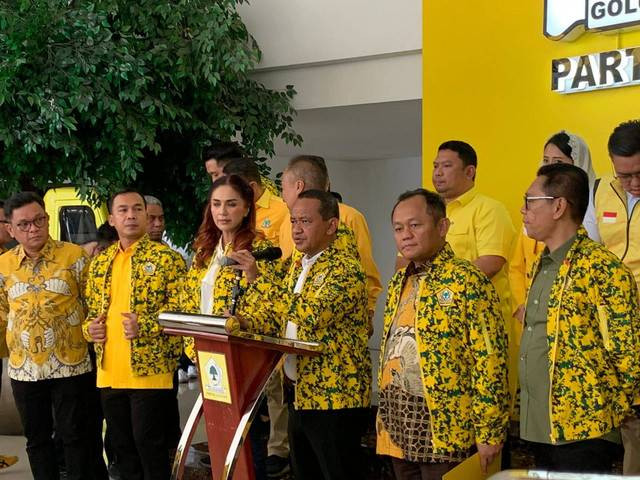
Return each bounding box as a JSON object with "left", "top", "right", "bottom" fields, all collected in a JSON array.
[{"left": 229, "top": 270, "right": 244, "bottom": 316}]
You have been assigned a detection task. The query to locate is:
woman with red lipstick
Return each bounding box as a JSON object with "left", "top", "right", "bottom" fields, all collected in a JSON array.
[
  {"left": 181, "top": 174, "right": 281, "bottom": 480},
  {"left": 182, "top": 174, "right": 281, "bottom": 344}
]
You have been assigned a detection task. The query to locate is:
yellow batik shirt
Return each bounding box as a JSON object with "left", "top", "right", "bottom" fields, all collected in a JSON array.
[
  {"left": 379, "top": 244, "right": 509, "bottom": 454},
  {"left": 181, "top": 237, "right": 283, "bottom": 361},
  {"left": 246, "top": 239, "right": 372, "bottom": 411},
  {"left": 0, "top": 238, "right": 91, "bottom": 381},
  {"left": 0, "top": 245, "right": 8, "bottom": 358},
  {"left": 279, "top": 203, "right": 382, "bottom": 313},
  {"left": 97, "top": 240, "right": 173, "bottom": 389},
  {"left": 526, "top": 227, "right": 640, "bottom": 442},
  {"left": 83, "top": 235, "right": 186, "bottom": 377}
]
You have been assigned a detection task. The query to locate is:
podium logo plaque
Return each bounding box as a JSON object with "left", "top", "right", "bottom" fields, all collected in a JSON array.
[{"left": 198, "top": 351, "right": 232, "bottom": 404}]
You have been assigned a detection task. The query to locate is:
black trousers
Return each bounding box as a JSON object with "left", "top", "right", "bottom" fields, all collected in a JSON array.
[
  {"left": 288, "top": 403, "right": 368, "bottom": 480},
  {"left": 87, "top": 370, "right": 109, "bottom": 479},
  {"left": 390, "top": 457, "right": 459, "bottom": 480},
  {"left": 101, "top": 387, "right": 172, "bottom": 480},
  {"left": 528, "top": 438, "right": 619, "bottom": 472},
  {"left": 11, "top": 373, "right": 94, "bottom": 480},
  {"left": 166, "top": 370, "right": 182, "bottom": 453}
]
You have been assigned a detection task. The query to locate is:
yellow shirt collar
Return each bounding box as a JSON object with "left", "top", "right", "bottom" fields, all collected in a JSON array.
[
  {"left": 449, "top": 186, "right": 477, "bottom": 207},
  {"left": 17, "top": 236, "right": 56, "bottom": 265},
  {"left": 117, "top": 238, "right": 140, "bottom": 255},
  {"left": 256, "top": 189, "right": 272, "bottom": 209}
]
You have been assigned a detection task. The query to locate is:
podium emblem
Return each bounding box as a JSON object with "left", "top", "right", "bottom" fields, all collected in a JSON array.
[{"left": 198, "top": 351, "right": 232, "bottom": 404}]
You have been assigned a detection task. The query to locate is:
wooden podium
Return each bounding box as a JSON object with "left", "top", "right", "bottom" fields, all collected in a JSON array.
[{"left": 159, "top": 312, "right": 322, "bottom": 480}]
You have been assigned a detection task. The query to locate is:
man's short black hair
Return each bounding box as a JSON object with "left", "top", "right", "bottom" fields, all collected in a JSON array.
[
  {"left": 329, "top": 191, "right": 343, "bottom": 203},
  {"left": 297, "top": 189, "right": 339, "bottom": 221},
  {"left": 203, "top": 141, "right": 245, "bottom": 164},
  {"left": 608, "top": 120, "right": 640, "bottom": 157},
  {"left": 108, "top": 189, "right": 146, "bottom": 214},
  {"left": 537, "top": 163, "right": 589, "bottom": 224},
  {"left": 222, "top": 158, "right": 262, "bottom": 186},
  {"left": 287, "top": 155, "right": 329, "bottom": 191},
  {"left": 4, "top": 192, "right": 45, "bottom": 219},
  {"left": 391, "top": 188, "right": 446, "bottom": 223},
  {"left": 438, "top": 140, "right": 478, "bottom": 168}
]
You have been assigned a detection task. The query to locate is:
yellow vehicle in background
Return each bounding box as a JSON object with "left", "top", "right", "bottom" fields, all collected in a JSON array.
[{"left": 43, "top": 186, "right": 108, "bottom": 244}]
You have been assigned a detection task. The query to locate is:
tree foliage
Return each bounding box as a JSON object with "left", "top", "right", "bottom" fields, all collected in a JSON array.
[{"left": 0, "top": 0, "right": 302, "bottom": 245}]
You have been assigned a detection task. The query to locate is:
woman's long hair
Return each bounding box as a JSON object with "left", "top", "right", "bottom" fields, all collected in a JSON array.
[{"left": 193, "top": 175, "right": 259, "bottom": 268}]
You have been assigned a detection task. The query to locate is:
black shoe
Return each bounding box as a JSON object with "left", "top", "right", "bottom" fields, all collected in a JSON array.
[{"left": 266, "top": 455, "right": 290, "bottom": 478}]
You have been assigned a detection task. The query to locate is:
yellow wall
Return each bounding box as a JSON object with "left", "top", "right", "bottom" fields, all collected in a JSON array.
[{"left": 423, "top": 1, "right": 640, "bottom": 223}]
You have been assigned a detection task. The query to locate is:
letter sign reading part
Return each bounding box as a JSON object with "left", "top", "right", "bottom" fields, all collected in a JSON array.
[{"left": 552, "top": 46, "right": 640, "bottom": 93}]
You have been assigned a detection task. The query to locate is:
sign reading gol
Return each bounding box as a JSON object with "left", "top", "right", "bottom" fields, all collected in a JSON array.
[{"left": 545, "top": 0, "right": 640, "bottom": 40}]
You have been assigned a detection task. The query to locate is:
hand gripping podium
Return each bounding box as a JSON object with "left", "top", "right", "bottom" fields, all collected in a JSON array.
[{"left": 159, "top": 312, "right": 322, "bottom": 480}]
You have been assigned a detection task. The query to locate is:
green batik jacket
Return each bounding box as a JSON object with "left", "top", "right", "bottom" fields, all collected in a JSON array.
[
  {"left": 380, "top": 243, "right": 510, "bottom": 453},
  {"left": 181, "top": 237, "right": 283, "bottom": 360},
  {"left": 246, "top": 238, "right": 372, "bottom": 411},
  {"left": 82, "top": 235, "right": 186, "bottom": 376},
  {"left": 525, "top": 227, "right": 640, "bottom": 443}
]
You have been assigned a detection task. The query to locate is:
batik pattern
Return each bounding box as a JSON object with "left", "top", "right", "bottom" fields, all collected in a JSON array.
[
  {"left": 83, "top": 235, "right": 186, "bottom": 376},
  {"left": 247, "top": 240, "right": 372, "bottom": 410},
  {"left": 181, "top": 237, "right": 283, "bottom": 360},
  {"left": 0, "top": 239, "right": 91, "bottom": 381},
  {"left": 526, "top": 227, "right": 640, "bottom": 442},
  {"left": 380, "top": 244, "right": 509, "bottom": 454}
]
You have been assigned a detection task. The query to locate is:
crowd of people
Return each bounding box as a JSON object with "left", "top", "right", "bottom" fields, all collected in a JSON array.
[{"left": 0, "top": 119, "right": 639, "bottom": 480}]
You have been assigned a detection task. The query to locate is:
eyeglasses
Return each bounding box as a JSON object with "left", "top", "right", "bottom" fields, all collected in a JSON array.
[
  {"left": 523, "top": 195, "right": 557, "bottom": 210},
  {"left": 615, "top": 171, "right": 640, "bottom": 183},
  {"left": 14, "top": 215, "right": 48, "bottom": 232}
]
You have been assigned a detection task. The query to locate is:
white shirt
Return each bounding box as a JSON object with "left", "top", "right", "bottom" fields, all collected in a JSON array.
[
  {"left": 284, "top": 250, "right": 323, "bottom": 382},
  {"left": 584, "top": 185, "right": 640, "bottom": 243},
  {"left": 200, "top": 242, "right": 225, "bottom": 315}
]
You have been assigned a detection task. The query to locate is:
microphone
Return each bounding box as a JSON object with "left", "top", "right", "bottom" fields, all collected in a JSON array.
[{"left": 219, "top": 247, "right": 282, "bottom": 267}]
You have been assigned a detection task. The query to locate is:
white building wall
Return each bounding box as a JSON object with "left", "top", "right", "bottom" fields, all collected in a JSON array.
[
  {"left": 242, "top": 0, "right": 423, "bottom": 399},
  {"left": 238, "top": 0, "right": 421, "bottom": 69},
  {"left": 239, "top": 1, "right": 422, "bottom": 110}
]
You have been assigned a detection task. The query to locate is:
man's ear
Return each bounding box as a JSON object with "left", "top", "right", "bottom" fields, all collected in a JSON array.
[
  {"left": 326, "top": 217, "right": 339, "bottom": 236},
  {"left": 295, "top": 180, "right": 305, "bottom": 196},
  {"left": 437, "top": 217, "right": 451, "bottom": 238},
  {"left": 5, "top": 222, "right": 14, "bottom": 239},
  {"left": 464, "top": 164, "right": 476, "bottom": 180},
  {"left": 108, "top": 214, "right": 115, "bottom": 227},
  {"left": 552, "top": 197, "right": 569, "bottom": 220}
]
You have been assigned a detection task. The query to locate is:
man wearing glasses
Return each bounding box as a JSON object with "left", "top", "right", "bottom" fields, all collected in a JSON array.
[
  {"left": 583, "top": 119, "right": 640, "bottom": 474},
  {"left": 0, "top": 192, "right": 98, "bottom": 479},
  {"left": 520, "top": 164, "right": 640, "bottom": 472}
]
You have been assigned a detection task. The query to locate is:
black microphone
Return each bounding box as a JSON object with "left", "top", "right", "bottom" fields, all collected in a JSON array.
[{"left": 219, "top": 247, "right": 282, "bottom": 267}]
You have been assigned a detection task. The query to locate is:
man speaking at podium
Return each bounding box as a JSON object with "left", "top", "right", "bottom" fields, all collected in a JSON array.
[{"left": 235, "top": 189, "right": 371, "bottom": 480}]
